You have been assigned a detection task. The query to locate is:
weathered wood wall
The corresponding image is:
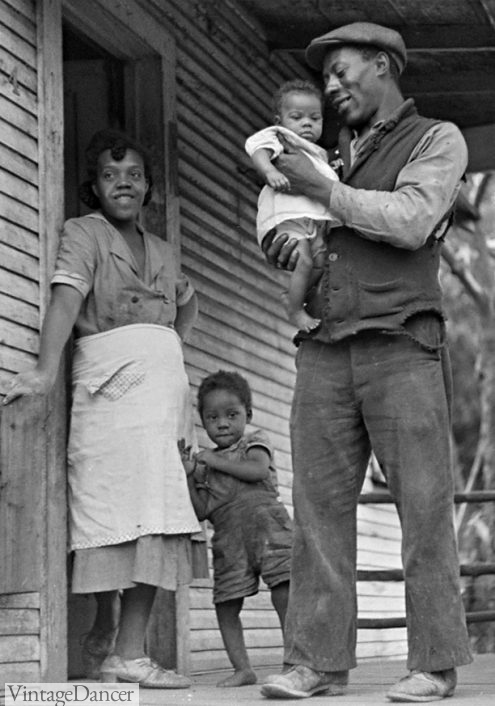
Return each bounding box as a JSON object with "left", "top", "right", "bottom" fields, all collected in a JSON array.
[
  {"left": 0, "top": 0, "right": 43, "bottom": 685},
  {"left": 0, "top": 0, "right": 40, "bottom": 394}
]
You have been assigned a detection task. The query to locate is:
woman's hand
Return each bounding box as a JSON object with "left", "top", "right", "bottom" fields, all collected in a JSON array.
[{"left": 3, "top": 368, "right": 54, "bottom": 405}]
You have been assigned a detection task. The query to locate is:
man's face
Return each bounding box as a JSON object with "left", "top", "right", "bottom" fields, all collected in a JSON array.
[{"left": 322, "top": 46, "right": 381, "bottom": 131}]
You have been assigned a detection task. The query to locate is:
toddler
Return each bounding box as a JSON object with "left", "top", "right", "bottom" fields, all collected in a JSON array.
[
  {"left": 245, "top": 79, "right": 340, "bottom": 333},
  {"left": 181, "top": 371, "right": 292, "bottom": 687}
]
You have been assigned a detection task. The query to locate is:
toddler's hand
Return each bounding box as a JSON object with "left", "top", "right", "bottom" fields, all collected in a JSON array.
[
  {"left": 178, "top": 439, "right": 196, "bottom": 476},
  {"left": 265, "top": 168, "right": 291, "bottom": 192},
  {"left": 195, "top": 449, "right": 217, "bottom": 467}
]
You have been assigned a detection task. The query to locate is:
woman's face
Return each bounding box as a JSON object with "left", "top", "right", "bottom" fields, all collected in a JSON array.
[{"left": 92, "top": 148, "right": 149, "bottom": 225}]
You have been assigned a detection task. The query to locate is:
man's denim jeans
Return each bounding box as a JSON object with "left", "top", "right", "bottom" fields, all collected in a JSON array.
[{"left": 285, "top": 332, "right": 472, "bottom": 672}]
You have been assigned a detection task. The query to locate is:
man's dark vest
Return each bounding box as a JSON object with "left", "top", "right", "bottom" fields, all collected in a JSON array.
[{"left": 307, "top": 100, "right": 446, "bottom": 344}]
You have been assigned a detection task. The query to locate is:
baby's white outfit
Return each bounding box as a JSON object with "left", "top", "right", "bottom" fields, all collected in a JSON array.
[{"left": 244, "top": 125, "right": 340, "bottom": 249}]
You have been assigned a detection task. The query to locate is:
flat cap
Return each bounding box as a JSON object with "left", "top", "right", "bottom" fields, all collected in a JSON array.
[{"left": 305, "top": 22, "right": 407, "bottom": 75}]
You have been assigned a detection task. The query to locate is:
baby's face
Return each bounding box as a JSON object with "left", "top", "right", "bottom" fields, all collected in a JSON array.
[{"left": 276, "top": 91, "right": 323, "bottom": 143}]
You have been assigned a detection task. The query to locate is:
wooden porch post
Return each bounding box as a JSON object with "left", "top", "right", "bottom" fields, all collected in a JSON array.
[{"left": 37, "top": 0, "right": 68, "bottom": 682}]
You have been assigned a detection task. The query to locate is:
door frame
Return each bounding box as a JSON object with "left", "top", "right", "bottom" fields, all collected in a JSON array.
[{"left": 36, "top": 0, "right": 184, "bottom": 680}]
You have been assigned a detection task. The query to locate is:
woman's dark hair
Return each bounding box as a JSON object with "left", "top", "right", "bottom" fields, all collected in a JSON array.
[
  {"left": 197, "top": 370, "right": 252, "bottom": 418},
  {"left": 272, "top": 79, "right": 323, "bottom": 116},
  {"left": 78, "top": 129, "right": 154, "bottom": 209}
]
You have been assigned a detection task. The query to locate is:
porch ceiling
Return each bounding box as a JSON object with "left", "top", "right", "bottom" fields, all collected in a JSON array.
[{"left": 239, "top": 0, "right": 495, "bottom": 130}]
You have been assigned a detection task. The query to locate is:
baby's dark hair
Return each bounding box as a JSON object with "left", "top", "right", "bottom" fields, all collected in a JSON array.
[
  {"left": 197, "top": 370, "right": 252, "bottom": 418},
  {"left": 78, "top": 129, "right": 154, "bottom": 209},
  {"left": 272, "top": 79, "right": 323, "bottom": 116}
]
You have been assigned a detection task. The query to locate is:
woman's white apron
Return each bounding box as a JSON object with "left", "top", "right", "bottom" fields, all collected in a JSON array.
[{"left": 68, "top": 324, "right": 200, "bottom": 550}]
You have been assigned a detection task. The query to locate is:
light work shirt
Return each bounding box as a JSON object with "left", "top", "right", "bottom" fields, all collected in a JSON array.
[{"left": 329, "top": 105, "right": 468, "bottom": 250}]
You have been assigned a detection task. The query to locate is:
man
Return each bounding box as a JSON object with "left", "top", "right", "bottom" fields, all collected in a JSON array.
[{"left": 260, "top": 22, "right": 472, "bottom": 703}]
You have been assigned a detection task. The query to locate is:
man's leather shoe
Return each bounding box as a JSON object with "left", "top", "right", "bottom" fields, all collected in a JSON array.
[
  {"left": 260, "top": 664, "right": 348, "bottom": 699},
  {"left": 386, "top": 668, "right": 456, "bottom": 702}
]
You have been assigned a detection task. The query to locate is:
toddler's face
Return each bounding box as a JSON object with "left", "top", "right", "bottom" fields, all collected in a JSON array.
[
  {"left": 276, "top": 91, "right": 323, "bottom": 143},
  {"left": 201, "top": 389, "right": 250, "bottom": 449}
]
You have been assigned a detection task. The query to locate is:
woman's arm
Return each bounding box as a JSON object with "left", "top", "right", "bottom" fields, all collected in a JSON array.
[
  {"left": 175, "top": 292, "right": 198, "bottom": 341},
  {"left": 3, "top": 284, "right": 83, "bottom": 404}
]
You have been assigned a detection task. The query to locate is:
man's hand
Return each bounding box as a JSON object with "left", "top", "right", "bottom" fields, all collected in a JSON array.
[{"left": 262, "top": 231, "right": 300, "bottom": 271}]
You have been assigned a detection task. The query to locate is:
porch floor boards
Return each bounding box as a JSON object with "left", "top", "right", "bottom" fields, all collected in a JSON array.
[{"left": 136, "top": 654, "right": 495, "bottom": 705}]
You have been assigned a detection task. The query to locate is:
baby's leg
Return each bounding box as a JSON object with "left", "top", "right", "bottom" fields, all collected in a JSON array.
[
  {"left": 287, "top": 239, "right": 321, "bottom": 332},
  {"left": 215, "top": 598, "right": 257, "bottom": 687}
]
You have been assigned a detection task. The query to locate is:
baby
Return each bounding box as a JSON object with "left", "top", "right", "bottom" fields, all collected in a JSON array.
[{"left": 245, "top": 79, "right": 340, "bottom": 333}]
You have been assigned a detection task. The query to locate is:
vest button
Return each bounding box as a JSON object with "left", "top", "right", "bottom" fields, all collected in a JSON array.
[
  {"left": 131, "top": 296, "right": 139, "bottom": 303},
  {"left": 328, "top": 252, "right": 338, "bottom": 261}
]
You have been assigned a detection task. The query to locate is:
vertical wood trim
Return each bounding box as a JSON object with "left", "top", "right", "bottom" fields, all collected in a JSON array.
[
  {"left": 175, "top": 584, "right": 190, "bottom": 675},
  {"left": 161, "top": 48, "right": 181, "bottom": 270},
  {"left": 36, "top": 0, "right": 67, "bottom": 681}
]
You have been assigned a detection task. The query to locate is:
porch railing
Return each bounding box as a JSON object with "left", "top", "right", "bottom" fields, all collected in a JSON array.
[{"left": 357, "top": 490, "right": 495, "bottom": 629}]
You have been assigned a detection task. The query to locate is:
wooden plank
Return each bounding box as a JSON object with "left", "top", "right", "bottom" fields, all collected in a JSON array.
[
  {"left": 0, "top": 116, "right": 38, "bottom": 163},
  {"left": 1, "top": 217, "right": 39, "bottom": 257},
  {"left": 0, "top": 593, "right": 40, "bottom": 609},
  {"left": 0, "top": 634, "right": 39, "bottom": 662},
  {"left": 0, "top": 193, "right": 38, "bottom": 233},
  {"left": 0, "top": 144, "right": 38, "bottom": 188},
  {"left": 0, "top": 241, "right": 38, "bottom": 281},
  {"left": 190, "top": 646, "right": 283, "bottom": 673},
  {"left": 0, "top": 168, "right": 38, "bottom": 209},
  {"left": 0, "top": 69, "right": 37, "bottom": 116},
  {"left": 3, "top": 0, "right": 36, "bottom": 23},
  {"left": 0, "top": 609, "right": 39, "bottom": 635},
  {"left": 0, "top": 268, "right": 39, "bottom": 306},
  {"left": 1, "top": 96, "right": 38, "bottom": 138},
  {"left": 1, "top": 20, "right": 37, "bottom": 68},
  {"left": 36, "top": 0, "right": 67, "bottom": 682},
  {"left": 0, "top": 47, "right": 37, "bottom": 93},
  {"left": 0, "top": 2, "right": 36, "bottom": 46},
  {"left": 0, "top": 395, "right": 47, "bottom": 593},
  {"left": 0, "top": 318, "right": 38, "bottom": 353},
  {"left": 0, "top": 660, "right": 39, "bottom": 682},
  {"left": 0, "top": 293, "right": 38, "bottom": 329},
  {"left": 0, "top": 344, "right": 37, "bottom": 374}
]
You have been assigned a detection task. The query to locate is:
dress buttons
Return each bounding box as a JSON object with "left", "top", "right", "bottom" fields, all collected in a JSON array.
[
  {"left": 328, "top": 252, "right": 338, "bottom": 262},
  {"left": 131, "top": 296, "right": 139, "bottom": 303}
]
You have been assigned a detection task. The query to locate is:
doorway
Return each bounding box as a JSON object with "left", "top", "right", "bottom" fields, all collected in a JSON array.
[{"left": 61, "top": 20, "right": 177, "bottom": 678}]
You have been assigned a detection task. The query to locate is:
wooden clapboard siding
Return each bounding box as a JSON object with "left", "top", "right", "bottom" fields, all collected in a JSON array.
[{"left": 0, "top": 0, "right": 40, "bottom": 398}]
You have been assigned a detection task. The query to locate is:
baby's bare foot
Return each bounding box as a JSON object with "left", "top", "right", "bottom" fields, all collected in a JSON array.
[
  {"left": 290, "top": 309, "right": 321, "bottom": 333},
  {"left": 216, "top": 669, "right": 257, "bottom": 687}
]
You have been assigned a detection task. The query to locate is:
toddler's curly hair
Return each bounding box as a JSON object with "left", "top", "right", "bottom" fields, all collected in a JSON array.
[
  {"left": 197, "top": 370, "right": 252, "bottom": 418},
  {"left": 78, "top": 129, "right": 154, "bottom": 209}
]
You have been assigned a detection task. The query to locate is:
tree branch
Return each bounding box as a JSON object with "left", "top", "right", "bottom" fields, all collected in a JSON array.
[{"left": 441, "top": 242, "right": 489, "bottom": 311}]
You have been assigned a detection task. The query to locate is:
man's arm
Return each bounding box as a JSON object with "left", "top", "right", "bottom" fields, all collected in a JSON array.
[
  {"left": 328, "top": 122, "right": 467, "bottom": 250},
  {"left": 274, "top": 122, "right": 467, "bottom": 252}
]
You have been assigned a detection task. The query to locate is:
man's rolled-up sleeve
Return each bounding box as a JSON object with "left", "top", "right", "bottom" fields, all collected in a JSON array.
[{"left": 328, "top": 122, "right": 468, "bottom": 250}]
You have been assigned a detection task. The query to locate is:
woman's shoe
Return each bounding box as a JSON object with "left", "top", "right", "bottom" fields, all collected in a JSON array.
[
  {"left": 100, "top": 655, "right": 191, "bottom": 688},
  {"left": 81, "top": 628, "right": 118, "bottom": 680}
]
